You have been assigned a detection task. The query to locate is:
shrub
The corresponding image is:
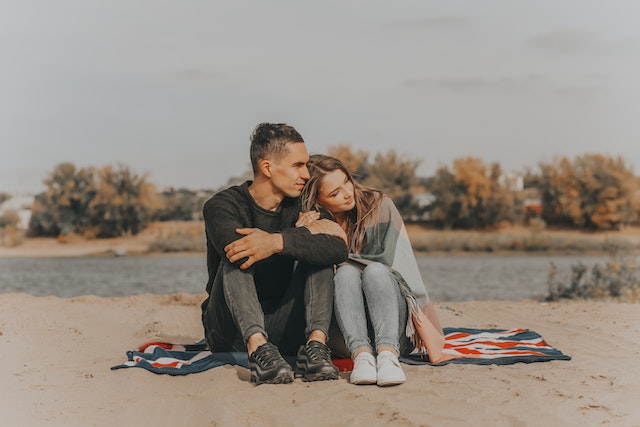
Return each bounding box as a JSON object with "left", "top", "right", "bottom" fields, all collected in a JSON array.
[
  {"left": 148, "top": 232, "right": 206, "bottom": 253},
  {"left": 546, "top": 258, "right": 640, "bottom": 302}
]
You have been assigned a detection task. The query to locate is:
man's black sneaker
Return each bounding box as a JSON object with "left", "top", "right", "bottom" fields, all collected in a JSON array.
[
  {"left": 248, "top": 342, "right": 294, "bottom": 385},
  {"left": 295, "top": 340, "right": 339, "bottom": 382}
]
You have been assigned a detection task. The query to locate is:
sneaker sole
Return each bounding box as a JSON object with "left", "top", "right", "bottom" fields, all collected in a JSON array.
[
  {"left": 376, "top": 379, "right": 405, "bottom": 387},
  {"left": 295, "top": 364, "right": 339, "bottom": 382},
  {"left": 250, "top": 363, "right": 294, "bottom": 385},
  {"left": 251, "top": 370, "right": 294, "bottom": 385},
  {"left": 350, "top": 377, "right": 377, "bottom": 385},
  {"left": 298, "top": 370, "right": 339, "bottom": 382}
]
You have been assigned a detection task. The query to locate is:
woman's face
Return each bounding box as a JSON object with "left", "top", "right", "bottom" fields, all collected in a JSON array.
[{"left": 317, "top": 169, "right": 356, "bottom": 214}]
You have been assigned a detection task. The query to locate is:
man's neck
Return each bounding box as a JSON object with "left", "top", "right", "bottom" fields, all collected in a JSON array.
[{"left": 247, "top": 179, "right": 285, "bottom": 211}]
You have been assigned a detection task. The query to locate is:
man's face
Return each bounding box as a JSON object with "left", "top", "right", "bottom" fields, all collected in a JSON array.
[{"left": 268, "top": 142, "right": 310, "bottom": 198}]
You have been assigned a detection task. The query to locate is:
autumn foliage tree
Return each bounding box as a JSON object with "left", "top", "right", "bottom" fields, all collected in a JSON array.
[
  {"left": 538, "top": 154, "right": 636, "bottom": 229},
  {"left": 153, "top": 188, "right": 210, "bottom": 221},
  {"left": 327, "top": 144, "right": 422, "bottom": 215},
  {"left": 88, "top": 165, "right": 159, "bottom": 236},
  {"left": 29, "top": 163, "right": 97, "bottom": 236},
  {"left": 429, "top": 157, "right": 515, "bottom": 229},
  {"left": 29, "top": 163, "right": 158, "bottom": 237},
  {"left": 327, "top": 144, "right": 369, "bottom": 180}
]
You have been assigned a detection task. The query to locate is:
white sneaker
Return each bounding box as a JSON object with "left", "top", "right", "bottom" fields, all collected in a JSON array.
[
  {"left": 350, "top": 352, "right": 377, "bottom": 385},
  {"left": 376, "top": 350, "right": 406, "bottom": 386}
]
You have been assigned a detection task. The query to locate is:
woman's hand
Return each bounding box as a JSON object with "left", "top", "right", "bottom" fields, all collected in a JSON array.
[
  {"left": 306, "top": 219, "right": 348, "bottom": 245},
  {"left": 296, "top": 210, "right": 320, "bottom": 228}
]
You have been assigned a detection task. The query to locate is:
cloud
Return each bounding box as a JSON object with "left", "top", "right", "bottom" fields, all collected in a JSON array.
[
  {"left": 553, "top": 85, "right": 605, "bottom": 101},
  {"left": 387, "top": 15, "right": 471, "bottom": 31},
  {"left": 403, "top": 75, "right": 551, "bottom": 92},
  {"left": 403, "top": 75, "right": 608, "bottom": 103},
  {"left": 171, "top": 68, "right": 228, "bottom": 82},
  {"left": 525, "top": 29, "right": 637, "bottom": 55},
  {"left": 412, "top": 16, "right": 471, "bottom": 29}
]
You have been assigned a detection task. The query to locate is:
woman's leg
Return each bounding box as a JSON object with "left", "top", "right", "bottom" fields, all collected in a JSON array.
[
  {"left": 361, "top": 262, "right": 404, "bottom": 355},
  {"left": 333, "top": 264, "right": 372, "bottom": 356},
  {"left": 361, "top": 262, "right": 407, "bottom": 386}
]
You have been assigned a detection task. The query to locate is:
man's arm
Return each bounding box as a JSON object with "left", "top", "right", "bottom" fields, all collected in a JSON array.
[
  {"left": 203, "top": 195, "right": 252, "bottom": 262},
  {"left": 224, "top": 227, "right": 283, "bottom": 269},
  {"left": 206, "top": 193, "right": 347, "bottom": 269},
  {"left": 280, "top": 224, "right": 348, "bottom": 265},
  {"left": 225, "top": 221, "right": 348, "bottom": 269}
]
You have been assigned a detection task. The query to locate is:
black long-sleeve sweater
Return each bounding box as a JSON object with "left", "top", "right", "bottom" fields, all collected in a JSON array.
[{"left": 202, "top": 182, "right": 348, "bottom": 301}]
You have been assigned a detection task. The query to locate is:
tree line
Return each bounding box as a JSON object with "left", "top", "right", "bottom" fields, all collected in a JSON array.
[
  {"left": 9, "top": 149, "right": 640, "bottom": 239},
  {"left": 328, "top": 146, "right": 640, "bottom": 231},
  {"left": 25, "top": 163, "right": 210, "bottom": 238}
]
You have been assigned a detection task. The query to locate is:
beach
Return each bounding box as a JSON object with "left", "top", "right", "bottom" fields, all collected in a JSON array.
[{"left": 1, "top": 293, "right": 639, "bottom": 426}]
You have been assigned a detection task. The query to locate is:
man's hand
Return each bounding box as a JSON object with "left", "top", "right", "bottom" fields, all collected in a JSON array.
[
  {"left": 224, "top": 228, "right": 284, "bottom": 269},
  {"left": 306, "top": 219, "right": 348, "bottom": 245}
]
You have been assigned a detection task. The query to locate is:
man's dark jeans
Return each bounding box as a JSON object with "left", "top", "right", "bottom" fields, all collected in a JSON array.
[{"left": 202, "top": 261, "right": 334, "bottom": 356}]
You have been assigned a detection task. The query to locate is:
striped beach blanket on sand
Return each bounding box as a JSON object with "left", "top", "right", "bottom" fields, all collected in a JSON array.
[{"left": 111, "top": 327, "right": 570, "bottom": 375}]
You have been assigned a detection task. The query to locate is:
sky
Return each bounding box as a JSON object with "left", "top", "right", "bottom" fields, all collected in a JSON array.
[{"left": 2, "top": 1, "right": 639, "bottom": 194}]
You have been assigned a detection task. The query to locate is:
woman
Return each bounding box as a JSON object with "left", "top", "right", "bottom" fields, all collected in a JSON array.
[{"left": 299, "top": 154, "right": 443, "bottom": 386}]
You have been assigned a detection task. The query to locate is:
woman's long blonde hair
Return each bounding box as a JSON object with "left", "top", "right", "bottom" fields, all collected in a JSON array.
[{"left": 301, "top": 154, "right": 383, "bottom": 253}]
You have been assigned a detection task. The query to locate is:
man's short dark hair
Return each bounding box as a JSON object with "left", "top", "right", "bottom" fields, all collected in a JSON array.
[{"left": 250, "top": 123, "right": 305, "bottom": 173}]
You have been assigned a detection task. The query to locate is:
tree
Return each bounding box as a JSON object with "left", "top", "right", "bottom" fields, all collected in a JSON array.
[
  {"left": 88, "top": 164, "right": 159, "bottom": 236},
  {"left": 29, "top": 162, "right": 158, "bottom": 237},
  {"left": 29, "top": 163, "right": 97, "bottom": 236},
  {"left": 430, "top": 157, "right": 515, "bottom": 229},
  {"left": 153, "top": 188, "right": 210, "bottom": 221},
  {"left": 327, "top": 145, "right": 422, "bottom": 217},
  {"left": 363, "top": 150, "right": 421, "bottom": 214},
  {"left": 0, "top": 210, "right": 20, "bottom": 228},
  {"left": 538, "top": 154, "right": 636, "bottom": 229},
  {"left": 327, "top": 144, "right": 369, "bottom": 180}
]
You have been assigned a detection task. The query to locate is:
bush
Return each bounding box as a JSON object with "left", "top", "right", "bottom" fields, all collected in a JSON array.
[
  {"left": 29, "top": 163, "right": 158, "bottom": 238},
  {"left": 0, "top": 225, "right": 25, "bottom": 247},
  {"left": 148, "top": 232, "right": 206, "bottom": 253},
  {"left": 546, "top": 258, "right": 640, "bottom": 302}
]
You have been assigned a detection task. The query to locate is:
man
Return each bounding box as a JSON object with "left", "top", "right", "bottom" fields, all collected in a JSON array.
[{"left": 201, "top": 122, "right": 348, "bottom": 385}]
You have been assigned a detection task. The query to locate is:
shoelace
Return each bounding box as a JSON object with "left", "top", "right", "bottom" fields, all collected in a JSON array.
[
  {"left": 253, "top": 343, "right": 282, "bottom": 367},
  {"left": 306, "top": 342, "right": 330, "bottom": 361}
]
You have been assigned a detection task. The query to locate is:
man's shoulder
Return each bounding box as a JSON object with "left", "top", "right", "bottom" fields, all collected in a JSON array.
[
  {"left": 204, "top": 183, "right": 250, "bottom": 212},
  {"left": 280, "top": 196, "right": 302, "bottom": 212}
]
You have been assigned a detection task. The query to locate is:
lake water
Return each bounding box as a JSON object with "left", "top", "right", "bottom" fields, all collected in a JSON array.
[{"left": 0, "top": 254, "right": 622, "bottom": 301}]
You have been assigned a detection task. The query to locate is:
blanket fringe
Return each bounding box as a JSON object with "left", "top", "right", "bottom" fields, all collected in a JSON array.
[{"left": 405, "top": 295, "right": 427, "bottom": 355}]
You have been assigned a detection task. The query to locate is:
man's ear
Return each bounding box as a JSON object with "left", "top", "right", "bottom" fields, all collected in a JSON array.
[{"left": 258, "top": 159, "right": 273, "bottom": 178}]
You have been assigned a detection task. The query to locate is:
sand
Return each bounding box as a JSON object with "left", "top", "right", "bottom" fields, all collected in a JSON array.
[{"left": 1, "top": 293, "right": 639, "bottom": 427}]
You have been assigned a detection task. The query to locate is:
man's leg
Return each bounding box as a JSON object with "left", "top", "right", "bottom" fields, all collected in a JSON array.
[
  {"left": 303, "top": 264, "right": 335, "bottom": 342},
  {"left": 294, "top": 262, "right": 340, "bottom": 381},
  {"left": 243, "top": 262, "right": 338, "bottom": 382},
  {"left": 201, "top": 262, "right": 293, "bottom": 384},
  {"left": 202, "top": 262, "right": 264, "bottom": 352}
]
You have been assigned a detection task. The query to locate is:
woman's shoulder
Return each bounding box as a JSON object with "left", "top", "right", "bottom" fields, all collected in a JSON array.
[{"left": 377, "top": 195, "right": 400, "bottom": 215}]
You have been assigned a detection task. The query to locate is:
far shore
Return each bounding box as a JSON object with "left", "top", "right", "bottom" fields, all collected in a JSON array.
[{"left": 2, "top": 221, "right": 640, "bottom": 259}]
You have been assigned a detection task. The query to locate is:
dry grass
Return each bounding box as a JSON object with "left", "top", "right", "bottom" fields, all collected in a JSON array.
[
  {"left": 406, "top": 224, "right": 640, "bottom": 255},
  {"left": 144, "top": 221, "right": 206, "bottom": 253},
  {"left": 6, "top": 221, "right": 640, "bottom": 256}
]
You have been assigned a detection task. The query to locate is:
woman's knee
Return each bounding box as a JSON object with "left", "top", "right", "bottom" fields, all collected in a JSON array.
[
  {"left": 334, "top": 264, "right": 361, "bottom": 285},
  {"left": 361, "top": 262, "right": 391, "bottom": 282}
]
